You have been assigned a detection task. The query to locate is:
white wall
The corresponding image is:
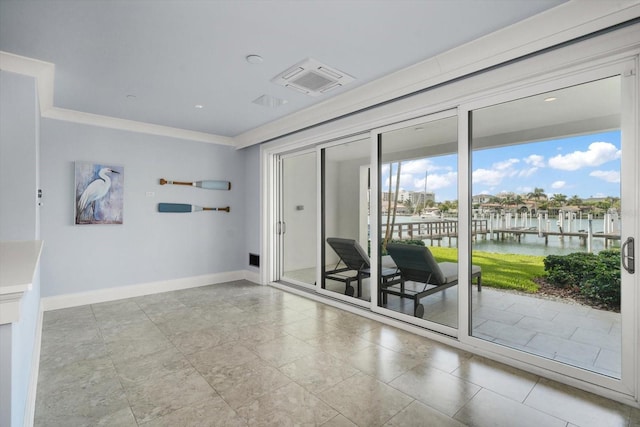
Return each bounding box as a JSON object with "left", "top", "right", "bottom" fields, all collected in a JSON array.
[
  {"left": 0, "top": 70, "right": 41, "bottom": 427},
  {"left": 0, "top": 71, "right": 38, "bottom": 241},
  {"left": 283, "top": 152, "right": 317, "bottom": 272},
  {"left": 39, "top": 119, "right": 246, "bottom": 297},
  {"left": 242, "top": 144, "right": 261, "bottom": 276}
]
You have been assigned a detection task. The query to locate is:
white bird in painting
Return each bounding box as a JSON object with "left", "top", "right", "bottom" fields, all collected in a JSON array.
[{"left": 77, "top": 167, "right": 120, "bottom": 216}]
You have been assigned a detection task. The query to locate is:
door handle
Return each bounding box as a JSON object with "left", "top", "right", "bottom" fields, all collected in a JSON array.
[
  {"left": 622, "top": 237, "right": 635, "bottom": 274},
  {"left": 281, "top": 222, "right": 286, "bottom": 235}
]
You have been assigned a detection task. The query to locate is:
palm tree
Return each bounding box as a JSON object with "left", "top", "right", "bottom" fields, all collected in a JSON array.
[
  {"left": 550, "top": 193, "right": 567, "bottom": 206},
  {"left": 567, "top": 195, "right": 582, "bottom": 206},
  {"left": 528, "top": 187, "right": 546, "bottom": 202}
]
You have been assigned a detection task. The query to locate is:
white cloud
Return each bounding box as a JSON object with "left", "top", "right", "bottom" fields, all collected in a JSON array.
[
  {"left": 548, "top": 142, "right": 621, "bottom": 171},
  {"left": 524, "top": 154, "right": 545, "bottom": 167},
  {"left": 400, "top": 159, "right": 429, "bottom": 174},
  {"left": 472, "top": 168, "right": 505, "bottom": 186},
  {"left": 551, "top": 180, "right": 566, "bottom": 189},
  {"left": 590, "top": 170, "right": 620, "bottom": 183},
  {"left": 400, "top": 158, "right": 451, "bottom": 174},
  {"left": 399, "top": 173, "right": 415, "bottom": 189},
  {"left": 472, "top": 158, "right": 521, "bottom": 186},
  {"left": 518, "top": 167, "right": 538, "bottom": 178},
  {"left": 494, "top": 158, "right": 519, "bottom": 170},
  {"left": 415, "top": 171, "right": 457, "bottom": 191}
]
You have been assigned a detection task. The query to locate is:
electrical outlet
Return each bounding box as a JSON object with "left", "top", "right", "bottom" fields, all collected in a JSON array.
[{"left": 146, "top": 191, "right": 155, "bottom": 197}]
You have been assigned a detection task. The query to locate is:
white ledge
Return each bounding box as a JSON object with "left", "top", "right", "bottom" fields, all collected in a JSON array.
[{"left": 0, "top": 240, "right": 43, "bottom": 324}]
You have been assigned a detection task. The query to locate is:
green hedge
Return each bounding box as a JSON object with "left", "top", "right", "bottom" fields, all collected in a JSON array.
[{"left": 543, "top": 250, "right": 620, "bottom": 309}]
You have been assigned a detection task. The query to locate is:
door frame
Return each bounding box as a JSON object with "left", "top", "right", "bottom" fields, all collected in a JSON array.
[
  {"left": 316, "top": 134, "right": 373, "bottom": 307},
  {"left": 370, "top": 109, "right": 460, "bottom": 337},
  {"left": 457, "top": 58, "right": 638, "bottom": 396}
]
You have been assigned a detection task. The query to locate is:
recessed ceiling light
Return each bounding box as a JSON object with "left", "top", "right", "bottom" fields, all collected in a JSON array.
[
  {"left": 194, "top": 104, "right": 204, "bottom": 109},
  {"left": 544, "top": 97, "right": 557, "bottom": 102},
  {"left": 246, "top": 54, "right": 263, "bottom": 64}
]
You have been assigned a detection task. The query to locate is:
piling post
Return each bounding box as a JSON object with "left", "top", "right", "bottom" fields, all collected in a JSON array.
[
  {"left": 489, "top": 213, "right": 494, "bottom": 240},
  {"left": 537, "top": 213, "right": 542, "bottom": 237},
  {"left": 587, "top": 214, "right": 593, "bottom": 253}
]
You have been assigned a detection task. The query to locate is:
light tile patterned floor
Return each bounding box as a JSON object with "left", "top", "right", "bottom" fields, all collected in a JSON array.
[
  {"left": 35, "top": 280, "right": 637, "bottom": 426},
  {"left": 287, "top": 266, "right": 621, "bottom": 377}
]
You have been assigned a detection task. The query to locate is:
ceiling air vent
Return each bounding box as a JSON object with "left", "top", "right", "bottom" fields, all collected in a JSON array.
[{"left": 272, "top": 58, "right": 355, "bottom": 97}]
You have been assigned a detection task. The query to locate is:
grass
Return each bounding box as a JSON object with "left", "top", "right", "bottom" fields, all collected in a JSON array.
[{"left": 428, "top": 246, "right": 545, "bottom": 293}]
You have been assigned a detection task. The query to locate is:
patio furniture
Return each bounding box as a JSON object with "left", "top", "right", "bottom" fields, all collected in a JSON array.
[
  {"left": 325, "top": 237, "right": 400, "bottom": 297},
  {"left": 383, "top": 243, "right": 482, "bottom": 317}
]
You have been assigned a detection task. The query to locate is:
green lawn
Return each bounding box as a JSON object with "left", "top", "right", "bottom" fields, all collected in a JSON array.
[{"left": 428, "top": 247, "right": 545, "bottom": 293}]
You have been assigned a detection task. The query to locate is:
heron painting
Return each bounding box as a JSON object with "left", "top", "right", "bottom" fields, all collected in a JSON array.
[{"left": 75, "top": 161, "right": 124, "bottom": 224}]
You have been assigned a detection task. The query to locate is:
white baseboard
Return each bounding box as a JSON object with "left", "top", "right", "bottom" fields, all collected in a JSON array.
[
  {"left": 41, "top": 270, "right": 248, "bottom": 311},
  {"left": 243, "top": 269, "right": 261, "bottom": 285},
  {"left": 23, "top": 303, "right": 43, "bottom": 427}
]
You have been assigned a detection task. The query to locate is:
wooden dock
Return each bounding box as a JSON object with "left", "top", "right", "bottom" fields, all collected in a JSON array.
[
  {"left": 382, "top": 219, "right": 620, "bottom": 249},
  {"left": 491, "top": 227, "right": 620, "bottom": 247},
  {"left": 383, "top": 220, "right": 488, "bottom": 246}
]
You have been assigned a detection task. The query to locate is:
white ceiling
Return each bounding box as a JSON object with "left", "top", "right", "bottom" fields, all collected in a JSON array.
[{"left": 0, "top": 0, "right": 566, "bottom": 142}]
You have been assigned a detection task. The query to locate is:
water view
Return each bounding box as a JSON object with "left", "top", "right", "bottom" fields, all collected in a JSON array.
[{"left": 380, "top": 215, "right": 620, "bottom": 256}]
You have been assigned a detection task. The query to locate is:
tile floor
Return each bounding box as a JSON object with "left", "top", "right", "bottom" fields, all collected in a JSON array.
[
  {"left": 286, "top": 265, "right": 621, "bottom": 377},
  {"left": 35, "top": 280, "right": 637, "bottom": 426}
]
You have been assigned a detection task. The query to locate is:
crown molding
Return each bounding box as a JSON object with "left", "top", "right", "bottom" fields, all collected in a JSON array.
[
  {"left": 0, "top": 51, "right": 235, "bottom": 147},
  {"left": 234, "top": 0, "right": 640, "bottom": 149},
  {"left": 2, "top": 0, "right": 639, "bottom": 150}
]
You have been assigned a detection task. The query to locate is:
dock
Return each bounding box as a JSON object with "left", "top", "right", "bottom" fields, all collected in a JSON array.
[
  {"left": 491, "top": 227, "right": 620, "bottom": 248},
  {"left": 382, "top": 209, "right": 621, "bottom": 252},
  {"left": 383, "top": 219, "right": 488, "bottom": 246}
]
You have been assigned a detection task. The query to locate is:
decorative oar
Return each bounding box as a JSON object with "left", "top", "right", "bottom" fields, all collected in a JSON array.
[
  {"left": 159, "top": 178, "right": 231, "bottom": 190},
  {"left": 158, "top": 203, "right": 230, "bottom": 213}
]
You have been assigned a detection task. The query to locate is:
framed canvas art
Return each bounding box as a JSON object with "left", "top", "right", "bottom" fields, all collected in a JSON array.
[{"left": 75, "top": 161, "right": 124, "bottom": 225}]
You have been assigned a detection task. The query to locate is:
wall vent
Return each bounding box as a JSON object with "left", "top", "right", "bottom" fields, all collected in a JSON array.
[
  {"left": 249, "top": 253, "right": 260, "bottom": 267},
  {"left": 272, "top": 58, "right": 354, "bottom": 97}
]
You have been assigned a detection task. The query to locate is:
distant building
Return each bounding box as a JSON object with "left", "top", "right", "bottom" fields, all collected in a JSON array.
[
  {"left": 472, "top": 194, "right": 494, "bottom": 204},
  {"left": 398, "top": 190, "right": 435, "bottom": 204}
]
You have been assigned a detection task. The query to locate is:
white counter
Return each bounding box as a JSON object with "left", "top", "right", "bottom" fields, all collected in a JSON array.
[{"left": 0, "top": 240, "right": 43, "bottom": 324}]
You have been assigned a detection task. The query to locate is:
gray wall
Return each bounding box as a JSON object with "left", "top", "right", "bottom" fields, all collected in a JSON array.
[
  {"left": 242, "top": 144, "right": 261, "bottom": 276},
  {"left": 40, "top": 119, "right": 246, "bottom": 297},
  {"left": 0, "top": 70, "right": 41, "bottom": 427},
  {"left": 0, "top": 71, "right": 38, "bottom": 241}
]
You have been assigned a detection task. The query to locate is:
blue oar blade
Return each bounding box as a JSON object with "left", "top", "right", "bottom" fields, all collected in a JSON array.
[
  {"left": 158, "top": 203, "right": 192, "bottom": 213},
  {"left": 198, "top": 180, "right": 231, "bottom": 190}
]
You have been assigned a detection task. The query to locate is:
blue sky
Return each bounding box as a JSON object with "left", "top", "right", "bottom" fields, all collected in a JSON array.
[{"left": 381, "top": 130, "right": 621, "bottom": 202}]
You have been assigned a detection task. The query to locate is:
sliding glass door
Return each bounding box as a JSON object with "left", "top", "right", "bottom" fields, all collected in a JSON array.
[
  {"left": 266, "top": 56, "right": 637, "bottom": 397},
  {"left": 465, "top": 63, "right": 636, "bottom": 392},
  {"left": 320, "top": 137, "right": 372, "bottom": 304},
  {"left": 373, "top": 112, "right": 461, "bottom": 335},
  {"left": 277, "top": 150, "right": 318, "bottom": 288}
]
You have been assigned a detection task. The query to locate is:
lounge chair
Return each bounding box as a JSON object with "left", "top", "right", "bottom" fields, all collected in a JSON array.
[
  {"left": 325, "top": 237, "right": 400, "bottom": 297},
  {"left": 383, "top": 243, "right": 482, "bottom": 317}
]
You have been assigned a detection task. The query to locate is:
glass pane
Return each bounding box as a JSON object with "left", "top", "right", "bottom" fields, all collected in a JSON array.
[
  {"left": 282, "top": 152, "right": 317, "bottom": 286},
  {"left": 321, "top": 138, "right": 372, "bottom": 301},
  {"left": 470, "top": 77, "right": 622, "bottom": 378},
  {"left": 378, "top": 116, "right": 460, "bottom": 327}
]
